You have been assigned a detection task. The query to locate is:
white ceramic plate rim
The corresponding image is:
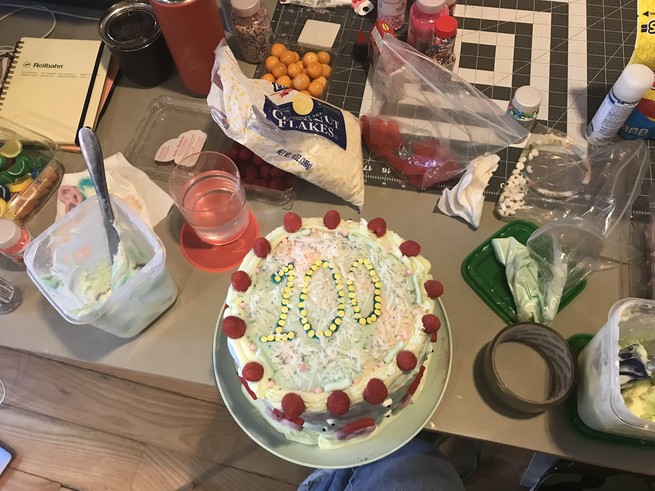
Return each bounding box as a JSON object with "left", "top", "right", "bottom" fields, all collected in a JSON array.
[{"left": 212, "top": 298, "right": 452, "bottom": 469}]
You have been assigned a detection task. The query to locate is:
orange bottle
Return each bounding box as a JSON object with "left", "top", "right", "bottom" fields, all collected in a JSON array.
[{"left": 149, "top": 0, "right": 225, "bottom": 96}]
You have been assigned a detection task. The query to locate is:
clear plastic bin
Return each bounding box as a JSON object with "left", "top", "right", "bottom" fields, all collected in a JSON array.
[
  {"left": 124, "top": 95, "right": 296, "bottom": 206},
  {"left": 577, "top": 298, "right": 655, "bottom": 440},
  {"left": 24, "top": 195, "right": 177, "bottom": 338},
  {"left": 0, "top": 116, "right": 63, "bottom": 223}
]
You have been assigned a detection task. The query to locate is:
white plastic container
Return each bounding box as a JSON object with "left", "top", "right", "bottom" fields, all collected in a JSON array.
[
  {"left": 577, "top": 298, "right": 655, "bottom": 440},
  {"left": 24, "top": 195, "right": 177, "bottom": 338}
]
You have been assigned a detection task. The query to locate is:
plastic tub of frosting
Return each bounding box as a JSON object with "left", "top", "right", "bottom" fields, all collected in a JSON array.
[
  {"left": 24, "top": 195, "right": 178, "bottom": 338},
  {"left": 577, "top": 298, "right": 655, "bottom": 441}
]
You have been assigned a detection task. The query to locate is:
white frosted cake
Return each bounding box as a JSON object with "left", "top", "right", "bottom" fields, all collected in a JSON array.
[{"left": 222, "top": 210, "right": 444, "bottom": 448}]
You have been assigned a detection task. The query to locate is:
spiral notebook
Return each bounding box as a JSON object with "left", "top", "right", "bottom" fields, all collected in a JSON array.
[{"left": 0, "top": 37, "right": 111, "bottom": 146}]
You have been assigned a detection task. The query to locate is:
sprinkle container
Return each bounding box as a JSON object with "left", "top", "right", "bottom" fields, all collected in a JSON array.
[
  {"left": 231, "top": 0, "right": 272, "bottom": 64},
  {"left": 24, "top": 195, "right": 178, "bottom": 338}
]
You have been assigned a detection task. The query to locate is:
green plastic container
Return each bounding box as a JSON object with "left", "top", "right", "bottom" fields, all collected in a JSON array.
[
  {"left": 461, "top": 220, "right": 586, "bottom": 324},
  {"left": 568, "top": 334, "right": 655, "bottom": 447}
]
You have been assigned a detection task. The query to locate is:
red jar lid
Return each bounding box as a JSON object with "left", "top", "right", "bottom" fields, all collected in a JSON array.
[{"left": 435, "top": 16, "right": 458, "bottom": 38}]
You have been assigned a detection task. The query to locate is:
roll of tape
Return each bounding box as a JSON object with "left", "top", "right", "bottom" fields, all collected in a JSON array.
[{"left": 482, "top": 322, "right": 576, "bottom": 414}]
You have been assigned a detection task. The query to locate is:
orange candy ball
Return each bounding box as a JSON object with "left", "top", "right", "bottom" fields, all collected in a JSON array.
[
  {"left": 271, "top": 63, "right": 288, "bottom": 78},
  {"left": 292, "top": 73, "right": 311, "bottom": 91},
  {"left": 271, "top": 43, "right": 286, "bottom": 57},
  {"left": 306, "top": 62, "right": 323, "bottom": 80},
  {"left": 308, "top": 80, "right": 324, "bottom": 97},
  {"left": 276, "top": 75, "right": 292, "bottom": 87},
  {"left": 317, "top": 51, "right": 331, "bottom": 64},
  {"left": 264, "top": 55, "right": 279, "bottom": 72},
  {"left": 280, "top": 50, "right": 296, "bottom": 66}
]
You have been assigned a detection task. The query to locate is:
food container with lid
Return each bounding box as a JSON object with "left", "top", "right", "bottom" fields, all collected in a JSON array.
[
  {"left": 0, "top": 116, "right": 63, "bottom": 223},
  {"left": 24, "top": 195, "right": 177, "bottom": 338},
  {"left": 577, "top": 298, "right": 655, "bottom": 440}
]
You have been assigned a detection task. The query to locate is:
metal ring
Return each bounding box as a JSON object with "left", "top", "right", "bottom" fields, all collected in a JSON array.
[{"left": 482, "top": 322, "right": 576, "bottom": 414}]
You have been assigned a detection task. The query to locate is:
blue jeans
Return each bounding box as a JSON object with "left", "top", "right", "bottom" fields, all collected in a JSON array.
[{"left": 298, "top": 438, "right": 465, "bottom": 491}]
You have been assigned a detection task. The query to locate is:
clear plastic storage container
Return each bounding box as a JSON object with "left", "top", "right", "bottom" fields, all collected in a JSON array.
[
  {"left": 0, "top": 116, "right": 63, "bottom": 223},
  {"left": 577, "top": 298, "right": 655, "bottom": 440},
  {"left": 125, "top": 95, "right": 296, "bottom": 206},
  {"left": 24, "top": 195, "right": 177, "bottom": 338}
]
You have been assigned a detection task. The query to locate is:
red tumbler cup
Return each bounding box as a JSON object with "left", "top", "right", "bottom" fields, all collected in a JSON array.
[{"left": 149, "top": 0, "right": 225, "bottom": 96}]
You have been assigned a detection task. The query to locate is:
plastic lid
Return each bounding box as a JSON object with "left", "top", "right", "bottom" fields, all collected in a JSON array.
[
  {"left": 613, "top": 64, "right": 655, "bottom": 104},
  {"left": 98, "top": 1, "right": 161, "bottom": 51},
  {"left": 512, "top": 86, "right": 543, "bottom": 113},
  {"left": 0, "top": 219, "right": 21, "bottom": 249},
  {"left": 435, "top": 16, "right": 458, "bottom": 38},
  {"left": 231, "top": 0, "right": 261, "bottom": 17},
  {"left": 416, "top": 0, "right": 446, "bottom": 15}
]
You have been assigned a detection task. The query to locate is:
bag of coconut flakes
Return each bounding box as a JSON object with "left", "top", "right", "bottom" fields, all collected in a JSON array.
[{"left": 207, "top": 40, "right": 365, "bottom": 208}]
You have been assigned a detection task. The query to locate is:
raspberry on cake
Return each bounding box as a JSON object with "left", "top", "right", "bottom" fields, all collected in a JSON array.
[{"left": 222, "top": 211, "right": 443, "bottom": 448}]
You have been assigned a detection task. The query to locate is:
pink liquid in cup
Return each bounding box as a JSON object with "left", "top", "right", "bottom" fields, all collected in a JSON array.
[{"left": 180, "top": 169, "right": 249, "bottom": 245}]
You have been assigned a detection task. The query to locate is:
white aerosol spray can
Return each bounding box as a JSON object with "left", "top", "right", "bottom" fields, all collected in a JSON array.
[{"left": 586, "top": 63, "right": 654, "bottom": 146}]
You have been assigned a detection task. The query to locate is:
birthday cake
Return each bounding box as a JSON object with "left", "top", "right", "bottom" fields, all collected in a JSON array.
[{"left": 222, "top": 210, "right": 444, "bottom": 449}]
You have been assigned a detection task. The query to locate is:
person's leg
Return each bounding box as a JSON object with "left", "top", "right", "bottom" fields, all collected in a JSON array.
[
  {"left": 298, "top": 438, "right": 464, "bottom": 491},
  {"left": 298, "top": 467, "right": 354, "bottom": 491}
]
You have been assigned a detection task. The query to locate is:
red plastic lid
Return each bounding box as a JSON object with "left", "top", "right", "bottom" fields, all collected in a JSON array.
[
  {"left": 435, "top": 16, "right": 458, "bottom": 39},
  {"left": 180, "top": 211, "right": 259, "bottom": 272}
]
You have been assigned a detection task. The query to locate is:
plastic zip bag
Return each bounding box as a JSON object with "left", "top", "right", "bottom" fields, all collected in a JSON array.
[{"left": 361, "top": 36, "right": 527, "bottom": 189}]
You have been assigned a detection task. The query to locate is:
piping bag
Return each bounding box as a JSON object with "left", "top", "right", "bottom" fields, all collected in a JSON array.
[{"left": 492, "top": 236, "right": 566, "bottom": 325}]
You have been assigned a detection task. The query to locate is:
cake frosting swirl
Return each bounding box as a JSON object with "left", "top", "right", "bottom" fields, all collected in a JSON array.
[{"left": 222, "top": 211, "right": 444, "bottom": 448}]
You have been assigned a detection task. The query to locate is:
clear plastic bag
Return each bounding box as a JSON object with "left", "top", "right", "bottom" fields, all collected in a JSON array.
[
  {"left": 520, "top": 139, "right": 648, "bottom": 322},
  {"left": 493, "top": 136, "right": 650, "bottom": 324},
  {"left": 495, "top": 129, "right": 650, "bottom": 235},
  {"left": 360, "top": 36, "right": 527, "bottom": 190}
]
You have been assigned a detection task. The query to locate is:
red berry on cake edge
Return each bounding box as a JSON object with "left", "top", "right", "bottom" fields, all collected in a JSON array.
[
  {"left": 400, "top": 240, "right": 421, "bottom": 257},
  {"left": 222, "top": 316, "right": 246, "bottom": 339},
  {"left": 253, "top": 237, "right": 272, "bottom": 258},
  {"left": 284, "top": 212, "right": 302, "bottom": 233},
  {"left": 406, "top": 365, "right": 426, "bottom": 396},
  {"left": 282, "top": 393, "right": 305, "bottom": 418},
  {"left": 363, "top": 378, "right": 388, "bottom": 405},
  {"left": 242, "top": 361, "right": 264, "bottom": 382},
  {"left": 231, "top": 270, "right": 251, "bottom": 292},
  {"left": 327, "top": 390, "right": 351, "bottom": 416},
  {"left": 421, "top": 314, "right": 441, "bottom": 334},
  {"left": 367, "top": 217, "right": 387, "bottom": 237},
  {"left": 323, "top": 210, "right": 341, "bottom": 230},
  {"left": 424, "top": 280, "right": 444, "bottom": 299},
  {"left": 396, "top": 351, "right": 417, "bottom": 371}
]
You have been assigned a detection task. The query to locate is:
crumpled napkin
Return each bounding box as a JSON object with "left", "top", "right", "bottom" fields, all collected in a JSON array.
[
  {"left": 437, "top": 154, "right": 499, "bottom": 228},
  {"left": 56, "top": 152, "right": 173, "bottom": 228}
]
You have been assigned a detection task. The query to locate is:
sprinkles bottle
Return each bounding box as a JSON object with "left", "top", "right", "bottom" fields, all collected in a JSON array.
[
  {"left": 231, "top": 0, "right": 272, "bottom": 64},
  {"left": 407, "top": 0, "right": 448, "bottom": 55},
  {"left": 428, "top": 15, "right": 458, "bottom": 69},
  {"left": 0, "top": 219, "right": 30, "bottom": 266},
  {"left": 507, "top": 86, "right": 543, "bottom": 133}
]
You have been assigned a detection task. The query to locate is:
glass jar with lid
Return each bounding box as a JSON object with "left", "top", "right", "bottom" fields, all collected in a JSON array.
[{"left": 231, "top": 0, "right": 273, "bottom": 64}]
